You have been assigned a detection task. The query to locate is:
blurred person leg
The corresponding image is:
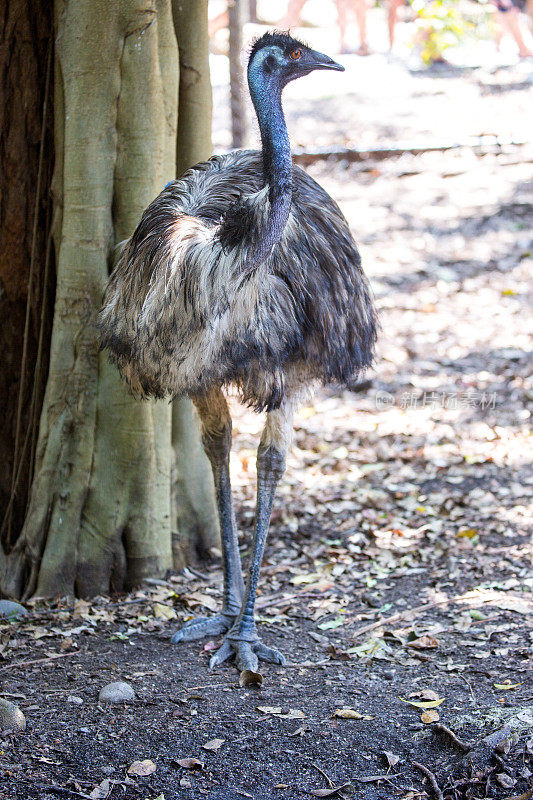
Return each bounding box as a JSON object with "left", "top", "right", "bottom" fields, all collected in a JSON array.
[
  {"left": 337, "top": 0, "right": 370, "bottom": 54},
  {"left": 388, "top": 0, "right": 405, "bottom": 49},
  {"left": 209, "top": 9, "right": 229, "bottom": 38},
  {"left": 493, "top": 0, "right": 533, "bottom": 56},
  {"left": 281, "top": 0, "right": 308, "bottom": 28}
]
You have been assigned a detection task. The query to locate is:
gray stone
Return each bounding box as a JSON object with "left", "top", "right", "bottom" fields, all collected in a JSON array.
[
  {"left": 0, "top": 600, "right": 28, "bottom": 620},
  {"left": 98, "top": 681, "right": 135, "bottom": 703},
  {"left": 0, "top": 699, "right": 26, "bottom": 732},
  {"left": 67, "top": 695, "right": 83, "bottom": 704}
]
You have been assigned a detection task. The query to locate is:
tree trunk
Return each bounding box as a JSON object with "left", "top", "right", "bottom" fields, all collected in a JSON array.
[
  {"left": 0, "top": 0, "right": 217, "bottom": 599},
  {"left": 0, "top": 0, "right": 55, "bottom": 557},
  {"left": 171, "top": 0, "right": 219, "bottom": 565},
  {"left": 228, "top": 0, "right": 247, "bottom": 149}
]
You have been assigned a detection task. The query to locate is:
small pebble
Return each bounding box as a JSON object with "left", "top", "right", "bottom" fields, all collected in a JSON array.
[
  {"left": 98, "top": 681, "right": 135, "bottom": 703},
  {"left": 0, "top": 699, "right": 26, "bottom": 732},
  {"left": 0, "top": 600, "right": 28, "bottom": 620},
  {"left": 67, "top": 695, "right": 83, "bottom": 704},
  {"left": 383, "top": 669, "right": 395, "bottom": 680}
]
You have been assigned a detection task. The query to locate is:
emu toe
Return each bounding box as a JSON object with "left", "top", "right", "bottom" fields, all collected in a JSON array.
[
  {"left": 171, "top": 612, "right": 236, "bottom": 643},
  {"left": 209, "top": 633, "right": 286, "bottom": 671}
]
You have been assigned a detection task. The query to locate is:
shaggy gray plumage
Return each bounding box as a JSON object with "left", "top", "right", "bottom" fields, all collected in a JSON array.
[{"left": 99, "top": 150, "right": 376, "bottom": 412}]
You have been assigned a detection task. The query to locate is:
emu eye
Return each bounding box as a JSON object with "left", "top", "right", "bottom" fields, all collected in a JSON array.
[{"left": 289, "top": 48, "right": 302, "bottom": 60}]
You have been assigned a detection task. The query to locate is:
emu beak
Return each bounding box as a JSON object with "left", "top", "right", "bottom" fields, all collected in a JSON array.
[{"left": 310, "top": 51, "right": 345, "bottom": 72}]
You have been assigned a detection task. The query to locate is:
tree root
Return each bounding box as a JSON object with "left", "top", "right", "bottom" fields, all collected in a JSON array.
[
  {"left": 416, "top": 723, "right": 521, "bottom": 799},
  {"left": 432, "top": 723, "right": 471, "bottom": 753},
  {"left": 412, "top": 761, "right": 445, "bottom": 800},
  {"left": 461, "top": 723, "right": 517, "bottom": 776},
  {"left": 507, "top": 790, "right": 533, "bottom": 800}
]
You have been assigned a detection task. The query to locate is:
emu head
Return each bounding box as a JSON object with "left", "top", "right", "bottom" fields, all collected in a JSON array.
[{"left": 247, "top": 31, "right": 344, "bottom": 93}]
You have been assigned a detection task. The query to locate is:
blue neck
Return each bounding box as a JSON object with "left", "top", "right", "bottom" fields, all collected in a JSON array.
[{"left": 247, "top": 70, "right": 293, "bottom": 269}]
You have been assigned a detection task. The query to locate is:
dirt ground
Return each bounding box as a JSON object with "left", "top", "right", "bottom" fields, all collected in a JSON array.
[{"left": 1, "top": 27, "right": 532, "bottom": 800}]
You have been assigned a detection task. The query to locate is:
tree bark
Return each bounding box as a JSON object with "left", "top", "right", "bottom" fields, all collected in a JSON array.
[
  {"left": 0, "top": 0, "right": 217, "bottom": 599},
  {"left": 0, "top": 0, "right": 55, "bottom": 553},
  {"left": 228, "top": 0, "right": 247, "bottom": 149},
  {"left": 171, "top": 0, "right": 219, "bottom": 565}
]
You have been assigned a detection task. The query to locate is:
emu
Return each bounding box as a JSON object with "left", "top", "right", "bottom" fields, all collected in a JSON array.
[{"left": 99, "top": 32, "right": 377, "bottom": 674}]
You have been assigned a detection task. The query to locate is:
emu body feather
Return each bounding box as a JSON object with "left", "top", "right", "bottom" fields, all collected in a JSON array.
[{"left": 99, "top": 150, "right": 376, "bottom": 411}]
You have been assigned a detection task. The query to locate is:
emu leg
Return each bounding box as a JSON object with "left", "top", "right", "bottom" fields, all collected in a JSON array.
[
  {"left": 172, "top": 389, "right": 244, "bottom": 643},
  {"left": 210, "top": 402, "right": 293, "bottom": 671}
]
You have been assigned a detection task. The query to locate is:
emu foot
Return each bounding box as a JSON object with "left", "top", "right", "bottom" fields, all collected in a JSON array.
[
  {"left": 209, "top": 631, "right": 286, "bottom": 671},
  {"left": 171, "top": 612, "right": 236, "bottom": 644}
]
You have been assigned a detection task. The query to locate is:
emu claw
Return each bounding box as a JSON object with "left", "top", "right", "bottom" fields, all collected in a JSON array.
[
  {"left": 171, "top": 612, "right": 236, "bottom": 643},
  {"left": 209, "top": 634, "right": 286, "bottom": 671}
]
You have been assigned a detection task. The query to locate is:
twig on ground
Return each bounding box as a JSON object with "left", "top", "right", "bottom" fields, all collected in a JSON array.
[
  {"left": 412, "top": 761, "right": 445, "bottom": 800},
  {"left": 0, "top": 651, "right": 78, "bottom": 673},
  {"left": 257, "top": 591, "right": 322, "bottom": 610},
  {"left": 38, "top": 785, "right": 93, "bottom": 800},
  {"left": 352, "top": 600, "right": 446, "bottom": 638},
  {"left": 458, "top": 673, "right": 476, "bottom": 703},
  {"left": 311, "top": 763, "right": 334, "bottom": 788},
  {"left": 432, "top": 723, "right": 472, "bottom": 753},
  {"left": 351, "top": 590, "right": 496, "bottom": 639},
  {"left": 183, "top": 566, "right": 211, "bottom": 580}
]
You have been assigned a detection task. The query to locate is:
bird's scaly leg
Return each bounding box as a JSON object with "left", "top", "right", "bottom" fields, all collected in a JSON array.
[
  {"left": 210, "top": 401, "right": 293, "bottom": 671},
  {"left": 172, "top": 390, "right": 244, "bottom": 643}
]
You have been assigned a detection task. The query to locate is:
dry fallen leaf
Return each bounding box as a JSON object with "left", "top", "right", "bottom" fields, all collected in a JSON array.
[
  {"left": 89, "top": 779, "right": 111, "bottom": 800},
  {"left": 334, "top": 708, "right": 373, "bottom": 720},
  {"left": 457, "top": 528, "right": 478, "bottom": 539},
  {"left": 406, "top": 635, "right": 439, "bottom": 649},
  {"left": 381, "top": 750, "right": 400, "bottom": 768},
  {"left": 310, "top": 784, "right": 351, "bottom": 797},
  {"left": 317, "top": 616, "right": 345, "bottom": 631},
  {"left": 256, "top": 705, "right": 305, "bottom": 719},
  {"left": 240, "top": 669, "right": 263, "bottom": 688},
  {"left": 493, "top": 681, "right": 522, "bottom": 690},
  {"left": 281, "top": 709, "right": 306, "bottom": 720},
  {"left": 400, "top": 697, "right": 444, "bottom": 709},
  {"left": 185, "top": 592, "right": 219, "bottom": 612},
  {"left": 175, "top": 757, "right": 204, "bottom": 770},
  {"left": 153, "top": 603, "right": 176, "bottom": 621},
  {"left": 202, "top": 738, "right": 225, "bottom": 751},
  {"left": 127, "top": 759, "right": 156, "bottom": 776},
  {"left": 410, "top": 690, "right": 440, "bottom": 701},
  {"left": 288, "top": 724, "right": 310, "bottom": 737},
  {"left": 495, "top": 773, "right": 516, "bottom": 788},
  {"left": 421, "top": 709, "right": 440, "bottom": 723},
  {"left": 291, "top": 573, "right": 322, "bottom": 585}
]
